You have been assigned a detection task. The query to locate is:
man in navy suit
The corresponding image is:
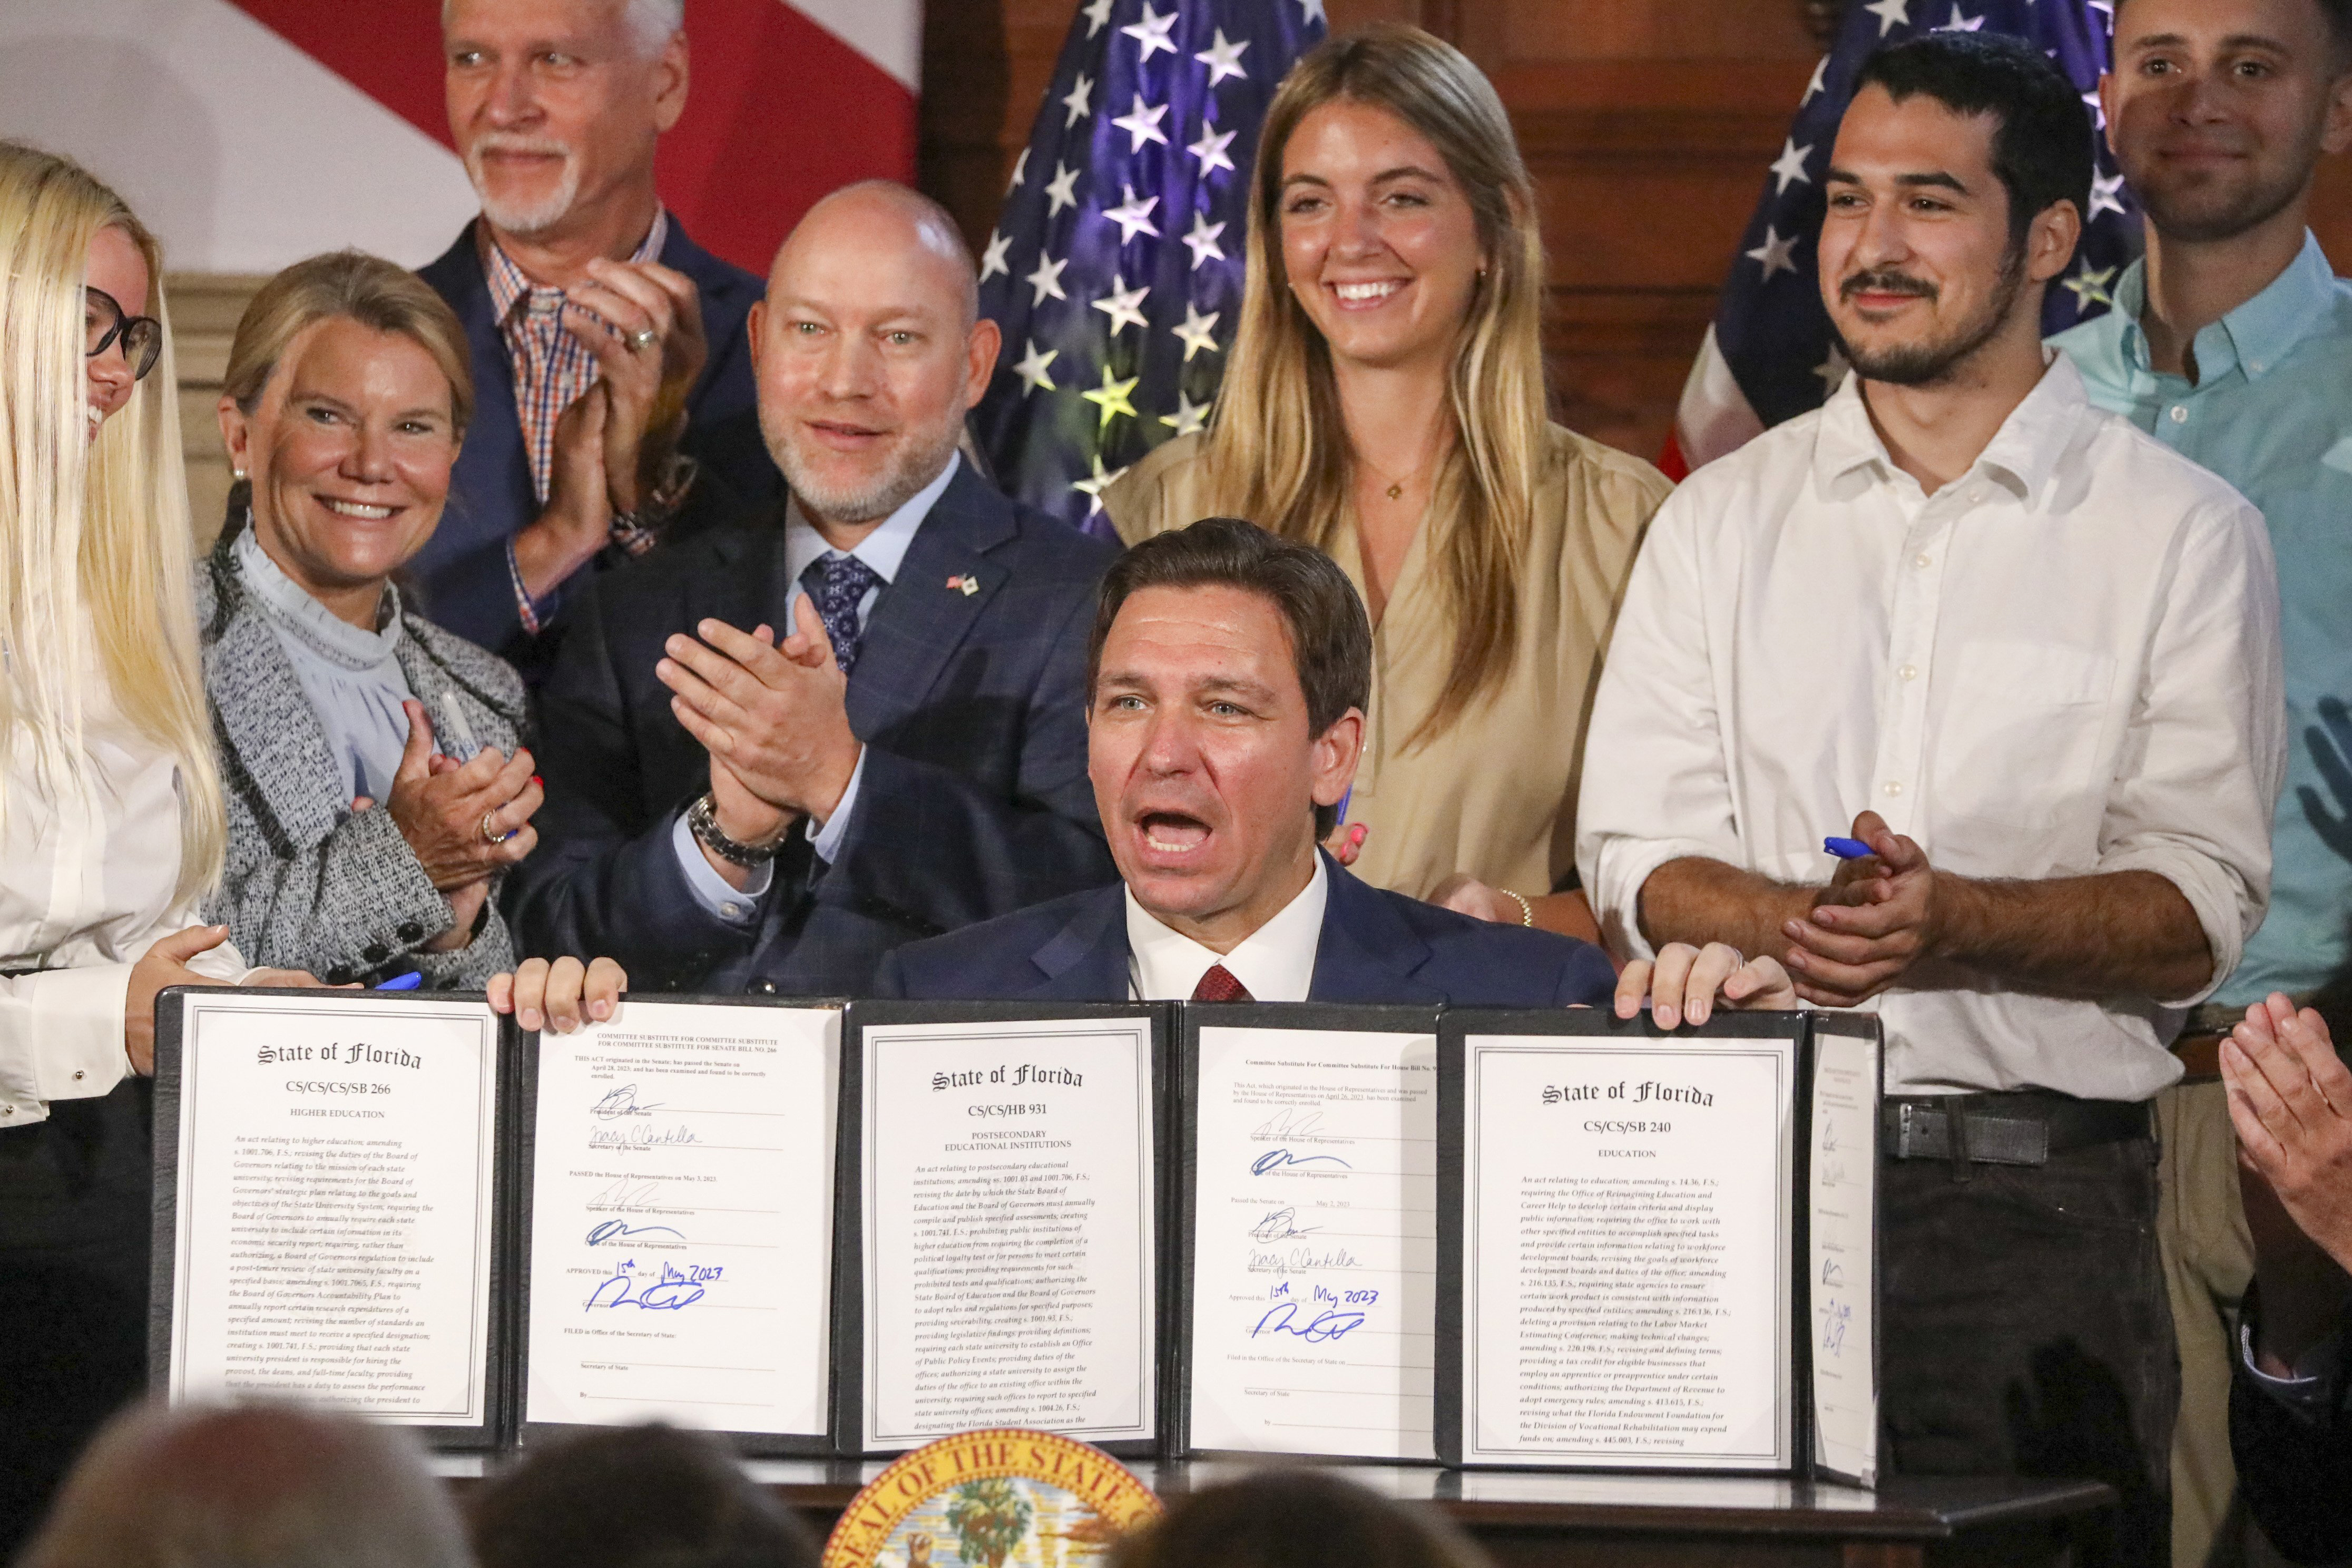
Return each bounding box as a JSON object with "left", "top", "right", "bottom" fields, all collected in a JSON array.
[
  {"left": 415, "top": 0, "right": 783, "bottom": 670},
  {"left": 508, "top": 181, "right": 1120, "bottom": 996},
  {"left": 879, "top": 517, "right": 1794, "bottom": 1014}
]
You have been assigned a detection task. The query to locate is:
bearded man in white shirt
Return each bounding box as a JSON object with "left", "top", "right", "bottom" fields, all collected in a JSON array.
[{"left": 1578, "top": 33, "right": 2284, "bottom": 1568}]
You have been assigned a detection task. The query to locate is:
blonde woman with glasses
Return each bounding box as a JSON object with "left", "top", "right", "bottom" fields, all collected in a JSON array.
[
  {"left": 1106, "top": 26, "right": 1671, "bottom": 942},
  {"left": 0, "top": 143, "right": 345, "bottom": 1545}
]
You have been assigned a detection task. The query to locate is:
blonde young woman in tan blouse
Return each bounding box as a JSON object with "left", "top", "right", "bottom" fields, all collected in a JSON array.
[{"left": 1105, "top": 24, "right": 1671, "bottom": 940}]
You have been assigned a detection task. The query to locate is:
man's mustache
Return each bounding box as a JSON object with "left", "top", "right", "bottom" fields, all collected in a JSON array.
[
  {"left": 468, "top": 133, "right": 574, "bottom": 161},
  {"left": 1840, "top": 269, "right": 1938, "bottom": 302}
]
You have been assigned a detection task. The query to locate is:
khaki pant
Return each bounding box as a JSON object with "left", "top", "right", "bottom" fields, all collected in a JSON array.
[{"left": 2157, "top": 1081, "right": 2255, "bottom": 1568}]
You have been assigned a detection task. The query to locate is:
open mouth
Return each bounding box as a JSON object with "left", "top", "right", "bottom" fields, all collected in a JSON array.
[{"left": 1138, "top": 810, "right": 1211, "bottom": 855}]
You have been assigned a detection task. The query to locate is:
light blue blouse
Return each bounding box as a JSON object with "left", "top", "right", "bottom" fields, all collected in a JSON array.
[{"left": 233, "top": 523, "right": 417, "bottom": 805}]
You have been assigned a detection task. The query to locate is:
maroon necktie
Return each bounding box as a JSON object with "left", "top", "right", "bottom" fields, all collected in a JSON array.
[{"left": 1191, "top": 964, "right": 1252, "bottom": 1003}]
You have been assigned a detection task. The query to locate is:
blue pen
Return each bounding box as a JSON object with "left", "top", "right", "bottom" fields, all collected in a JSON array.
[
  {"left": 1335, "top": 786, "right": 1353, "bottom": 826},
  {"left": 1824, "top": 836, "right": 1875, "bottom": 859},
  {"left": 376, "top": 972, "right": 423, "bottom": 991}
]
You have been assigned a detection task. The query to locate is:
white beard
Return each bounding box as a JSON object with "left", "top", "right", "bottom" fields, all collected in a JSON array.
[{"left": 465, "top": 135, "right": 581, "bottom": 237}]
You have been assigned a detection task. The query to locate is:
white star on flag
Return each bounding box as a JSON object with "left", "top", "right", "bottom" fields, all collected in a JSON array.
[
  {"left": 2089, "top": 169, "right": 2128, "bottom": 221},
  {"left": 979, "top": 229, "right": 1012, "bottom": 281},
  {"left": 1062, "top": 72, "right": 1094, "bottom": 129},
  {"left": 2062, "top": 262, "right": 2119, "bottom": 310},
  {"left": 1802, "top": 56, "right": 1829, "bottom": 106},
  {"left": 1012, "top": 340, "right": 1057, "bottom": 395},
  {"left": 1103, "top": 184, "right": 1162, "bottom": 242},
  {"left": 1173, "top": 301, "right": 1222, "bottom": 361},
  {"left": 1934, "top": 5, "right": 1984, "bottom": 29},
  {"left": 1025, "top": 251, "right": 1070, "bottom": 306},
  {"left": 1746, "top": 224, "right": 1800, "bottom": 281},
  {"left": 1297, "top": 0, "right": 1326, "bottom": 22},
  {"left": 1194, "top": 29, "right": 1251, "bottom": 86},
  {"left": 1188, "top": 122, "right": 1238, "bottom": 177},
  {"left": 1864, "top": 0, "right": 1909, "bottom": 36},
  {"left": 1121, "top": 3, "right": 1178, "bottom": 61},
  {"left": 1814, "top": 344, "right": 1851, "bottom": 393},
  {"left": 1045, "top": 161, "right": 1082, "bottom": 218},
  {"left": 1161, "top": 390, "right": 1212, "bottom": 437},
  {"left": 1769, "top": 138, "right": 1812, "bottom": 195},
  {"left": 2082, "top": 90, "right": 2106, "bottom": 130},
  {"left": 1182, "top": 211, "right": 1227, "bottom": 270},
  {"left": 1082, "top": 0, "right": 1114, "bottom": 37},
  {"left": 1111, "top": 94, "right": 1171, "bottom": 152},
  {"left": 1007, "top": 149, "right": 1028, "bottom": 193},
  {"left": 1092, "top": 275, "right": 1152, "bottom": 335},
  {"left": 1073, "top": 453, "right": 1131, "bottom": 517}
]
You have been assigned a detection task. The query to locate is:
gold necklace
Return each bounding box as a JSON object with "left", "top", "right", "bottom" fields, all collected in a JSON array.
[{"left": 1361, "top": 452, "right": 1427, "bottom": 502}]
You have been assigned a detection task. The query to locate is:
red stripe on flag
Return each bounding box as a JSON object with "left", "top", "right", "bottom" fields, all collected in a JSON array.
[
  {"left": 1656, "top": 429, "right": 1689, "bottom": 484},
  {"left": 221, "top": 0, "right": 916, "bottom": 276}
]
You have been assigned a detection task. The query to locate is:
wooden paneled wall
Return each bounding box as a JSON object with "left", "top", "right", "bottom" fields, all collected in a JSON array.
[{"left": 919, "top": 0, "right": 1822, "bottom": 460}]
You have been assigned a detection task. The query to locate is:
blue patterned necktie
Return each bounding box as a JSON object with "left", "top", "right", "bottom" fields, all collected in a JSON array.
[{"left": 799, "top": 554, "right": 884, "bottom": 676}]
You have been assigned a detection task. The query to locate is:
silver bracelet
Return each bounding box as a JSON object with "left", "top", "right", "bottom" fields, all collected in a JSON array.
[{"left": 686, "top": 791, "right": 789, "bottom": 867}]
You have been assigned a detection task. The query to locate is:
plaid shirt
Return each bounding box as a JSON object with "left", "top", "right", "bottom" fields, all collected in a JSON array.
[
  {"left": 481, "top": 208, "right": 669, "bottom": 504},
  {"left": 484, "top": 211, "right": 669, "bottom": 633}
]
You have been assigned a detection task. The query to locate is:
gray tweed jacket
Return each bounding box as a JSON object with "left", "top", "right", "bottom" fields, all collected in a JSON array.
[{"left": 198, "top": 525, "right": 530, "bottom": 988}]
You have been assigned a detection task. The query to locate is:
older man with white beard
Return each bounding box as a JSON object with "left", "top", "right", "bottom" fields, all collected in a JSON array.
[
  {"left": 508, "top": 181, "right": 1122, "bottom": 996},
  {"left": 411, "top": 0, "right": 784, "bottom": 673}
]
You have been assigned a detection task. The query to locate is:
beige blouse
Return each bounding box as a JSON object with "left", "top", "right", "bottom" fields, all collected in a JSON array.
[{"left": 1104, "top": 426, "right": 1672, "bottom": 903}]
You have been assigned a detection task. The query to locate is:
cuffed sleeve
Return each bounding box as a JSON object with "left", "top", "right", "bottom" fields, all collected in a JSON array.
[
  {"left": 808, "top": 746, "right": 866, "bottom": 865},
  {"left": 2094, "top": 497, "right": 2286, "bottom": 1006},
  {"left": 1575, "top": 492, "right": 1741, "bottom": 962}
]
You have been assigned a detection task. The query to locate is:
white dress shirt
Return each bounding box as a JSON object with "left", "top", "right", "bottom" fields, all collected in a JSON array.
[
  {"left": 1124, "top": 855, "right": 1329, "bottom": 1002},
  {"left": 673, "top": 453, "right": 961, "bottom": 923},
  {"left": 1578, "top": 355, "right": 2285, "bottom": 1099},
  {"left": 0, "top": 655, "right": 251, "bottom": 1126}
]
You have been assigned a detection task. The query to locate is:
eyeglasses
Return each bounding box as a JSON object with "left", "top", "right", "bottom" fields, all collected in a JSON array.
[{"left": 86, "top": 287, "right": 162, "bottom": 381}]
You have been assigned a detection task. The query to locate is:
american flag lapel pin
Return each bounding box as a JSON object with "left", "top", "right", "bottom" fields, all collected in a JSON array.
[{"left": 946, "top": 574, "right": 978, "bottom": 596}]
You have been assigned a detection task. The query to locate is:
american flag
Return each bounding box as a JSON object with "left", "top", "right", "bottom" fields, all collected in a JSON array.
[
  {"left": 973, "top": 0, "right": 1328, "bottom": 537},
  {"left": 1663, "top": 0, "right": 2140, "bottom": 477}
]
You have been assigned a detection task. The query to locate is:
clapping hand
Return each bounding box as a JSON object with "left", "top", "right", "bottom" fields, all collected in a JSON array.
[
  {"left": 659, "top": 598, "right": 862, "bottom": 835},
  {"left": 374, "top": 701, "right": 542, "bottom": 889},
  {"left": 1616, "top": 942, "right": 1797, "bottom": 1028},
  {"left": 2225, "top": 994, "right": 2352, "bottom": 1275},
  {"left": 560, "top": 258, "right": 705, "bottom": 511}
]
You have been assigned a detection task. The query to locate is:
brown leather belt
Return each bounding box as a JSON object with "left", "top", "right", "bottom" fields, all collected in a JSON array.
[{"left": 2172, "top": 1031, "right": 2226, "bottom": 1083}]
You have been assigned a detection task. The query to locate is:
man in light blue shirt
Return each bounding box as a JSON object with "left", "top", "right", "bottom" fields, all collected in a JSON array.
[{"left": 2049, "top": 0, "right": 2352, "bottom": 1558}]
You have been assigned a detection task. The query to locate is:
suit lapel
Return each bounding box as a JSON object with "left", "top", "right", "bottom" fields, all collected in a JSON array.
[
  {"left": 837, "top": 463, "right": 1020, "bottom": 737},
  {"left": 1309, "top": 857, "right": 1446, "bottom": 1005},
  {"left": 1023, "top": 885, "right": 1132, "bottom": 999}
]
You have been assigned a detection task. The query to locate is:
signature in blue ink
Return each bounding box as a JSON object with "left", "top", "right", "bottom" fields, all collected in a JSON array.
[
  {"left": 1252, "top": 1301, "right": 1366, "bottom": 1342},
  {"left": 587, "top": 1219, "right": 684, "bottom": 1247},
  {"left": 587, "top": 1258, "right": 721, "bottom": 1311},
  {"left": 1248, "top": 1207, "right": 1321, "bottom": 1242},
  {"left": 1816, "top": 1299, "right": 1851, "bottom": 1358},
  {"left": 1249, "top": 1106, "right": 1326, "bottom": 1140},
  {"left": 589, "top": 1123, "right": 700, "bottom": 1149},
  {"left": 591, "top": 1084, "right": 662, "bottom": 1120},
  {"left": 1251, "top": 1147, "right": 1351, "bottom": 1175}
]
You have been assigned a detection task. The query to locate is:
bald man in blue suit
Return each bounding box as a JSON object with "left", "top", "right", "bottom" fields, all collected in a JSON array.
[{"left": 877, "top": 518, "right": 1789, "bottom": 1018}]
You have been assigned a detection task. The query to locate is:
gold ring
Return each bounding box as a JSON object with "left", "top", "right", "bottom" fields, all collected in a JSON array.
[
  {"left": 626, "top": 326, "right": 657, "bottom": 351},
  {"left": 481, "top": 810, "right": 506, "bottom": 845}
]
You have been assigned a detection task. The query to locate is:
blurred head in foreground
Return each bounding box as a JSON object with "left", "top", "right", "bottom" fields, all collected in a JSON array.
[
  {"left": 1108, "top": 1468, "right": 1491, "bottom": 1568},
  {"left": 471, "top": 1423, "right": 820, "bottom": 1568},
  {"left": 16, "top": 1400, "right": 468, "bottom": 1568}
]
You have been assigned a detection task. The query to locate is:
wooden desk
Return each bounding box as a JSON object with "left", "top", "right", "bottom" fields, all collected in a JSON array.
[{"left": 732, "top": 1460, "right": 2116, "bottom": 1568}]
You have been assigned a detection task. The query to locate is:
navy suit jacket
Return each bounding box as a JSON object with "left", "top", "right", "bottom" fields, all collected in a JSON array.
[
  {"left": 413, "top": 217, "right": 781, "bottom": 669},
  {"left": 2230, "top": 1291, "right": 2352, "bottom": 1564},
  {"left": 506, "top": 460, "right": 1123, "bottom": 996},
  {"left": 875, "top": 852, "right": 1618, "bottom": 1006}
]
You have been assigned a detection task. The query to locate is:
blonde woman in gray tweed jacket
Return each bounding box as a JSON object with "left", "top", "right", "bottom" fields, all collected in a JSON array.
[{"left": 200, "top": 251, "right": 546, "bottom": 989}]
